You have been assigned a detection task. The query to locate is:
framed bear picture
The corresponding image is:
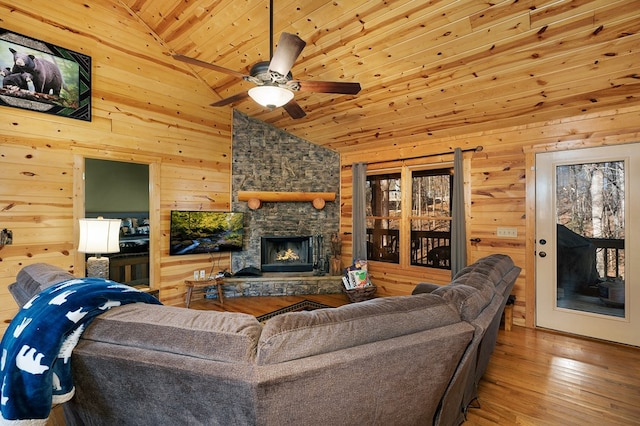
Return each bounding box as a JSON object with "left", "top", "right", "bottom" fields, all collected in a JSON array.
[{"left": 0, "top": 28, "right": 91, "bottom": 121}]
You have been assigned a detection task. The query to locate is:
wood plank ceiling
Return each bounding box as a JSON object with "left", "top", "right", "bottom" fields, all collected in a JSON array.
[{"left": 120, "top": 0, "right": 640, "bottom": 151}]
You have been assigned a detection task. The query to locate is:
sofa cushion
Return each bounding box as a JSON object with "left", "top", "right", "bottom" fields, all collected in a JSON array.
[
  {"left": 82, "top": 304, "right": 262, "bottom": 363},
  {"left": 476, "top": 254, "right": 518, "bottom": 295},
  {"left": 433, "top": 273, "right": 495, "bottom": 322},
  {"left": 476, "top": 253, "right": 515, "bottom": 274},
  {"left": 8, "top": 263, "right": 76, "bottom": 306},
  {"left": 411, "top": 282, "right": 441, "bottom": 294},
  {"left": 451, "top": 265, "right": 475, "bottom": 281},
  {"left": 450, "top": 271, "right": 495, "bottom": 296},
  {"left": 256, "top": 293, "right": 461, "bottom": 365},
  {"left": 453, "top": 254, "right": 515, "bottom": 289}
]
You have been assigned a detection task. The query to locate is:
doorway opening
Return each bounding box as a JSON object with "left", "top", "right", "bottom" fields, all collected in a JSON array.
[
  {"left": 85, "top": 159, "right": 150, "bottom": 285},
  {"left": 74, "top": 153, "right": 159, "bottom": 290}
]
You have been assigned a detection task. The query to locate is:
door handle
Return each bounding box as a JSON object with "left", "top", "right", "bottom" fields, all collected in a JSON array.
[{"left": 470, "top": 238, "right": 481, "bottom": 243}]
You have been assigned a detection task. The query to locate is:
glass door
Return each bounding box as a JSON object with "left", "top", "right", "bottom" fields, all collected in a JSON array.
[{"left": 536, "top": 144, "right": 639, "bottom": 346}]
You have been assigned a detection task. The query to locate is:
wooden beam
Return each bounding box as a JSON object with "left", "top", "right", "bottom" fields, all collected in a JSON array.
[{"left": 237, "top": 191, "right": 336, "bottom": 210}]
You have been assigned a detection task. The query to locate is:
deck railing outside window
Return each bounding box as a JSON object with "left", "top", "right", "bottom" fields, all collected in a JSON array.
[
  {"left": 590, "top": 238, "right": 624, "bottom": 279},
  {"left": 366, "top": 229, "right": 451, "bottom": 269}
]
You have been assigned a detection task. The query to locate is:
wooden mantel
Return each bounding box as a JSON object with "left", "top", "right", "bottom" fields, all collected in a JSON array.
[{"left": 238, "top": 191, "right": 336, "bottom": 210}]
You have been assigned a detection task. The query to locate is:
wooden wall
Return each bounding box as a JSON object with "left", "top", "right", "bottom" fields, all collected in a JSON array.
[
  {"left": 339, "top": 106, "right": 640, "bottom": 328},
  {"left": 0, "top": 2, "right": 233, "bottom": 336},
  {"left": 1, "top": 1, "right": 639, "bottom": 337}
]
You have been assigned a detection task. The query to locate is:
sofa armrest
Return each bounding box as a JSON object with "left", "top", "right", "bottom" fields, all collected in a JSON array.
[
  {"left": 9, "top": 263, "right": 75, "bottom": 307},
  {"left": 412, "top": 282, "right": 441, "bottom": 294}
]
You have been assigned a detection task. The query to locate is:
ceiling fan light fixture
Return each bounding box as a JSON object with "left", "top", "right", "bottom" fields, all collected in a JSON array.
[{"left": 248, "top": 86, "right": 294, "bottom": 109}]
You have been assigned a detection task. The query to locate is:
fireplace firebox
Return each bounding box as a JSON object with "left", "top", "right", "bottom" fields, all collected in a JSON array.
[{"left": 261, "top": 236, "right": 314, "bottom": 272}]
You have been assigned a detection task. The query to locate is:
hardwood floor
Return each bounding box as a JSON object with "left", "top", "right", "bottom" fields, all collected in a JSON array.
[
  {"left": 49, "top": 294, "right": 640, "bottom": 425},
  {"left": 465, "top": 326, "right": 640, "bottom": 425}
]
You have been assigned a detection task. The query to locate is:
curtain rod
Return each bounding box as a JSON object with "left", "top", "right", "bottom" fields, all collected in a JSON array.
[{"left": 345, "top": 145, "right": 483, "bottom": 167}]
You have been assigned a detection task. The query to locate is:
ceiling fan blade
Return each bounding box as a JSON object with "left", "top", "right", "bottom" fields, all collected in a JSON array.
[
  {"left": 173, "top": 54, "right": 247, "bottom": 79},
  {"left": 282, "top": 100, "right": 306, "bottom": 119},
  {"left": 210, "top": 91, "right": 250, "bottom": 107},
  {"left": 268, "top": 33, "right": 306, "bottom": 76},
  {"left": 295, "top": 80, "right": 362, "bottom": 95}
]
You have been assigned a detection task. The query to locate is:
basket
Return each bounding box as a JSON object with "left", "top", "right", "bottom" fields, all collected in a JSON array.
[{"left": 342, "top": 283, "right": 377, "bottom": 303}]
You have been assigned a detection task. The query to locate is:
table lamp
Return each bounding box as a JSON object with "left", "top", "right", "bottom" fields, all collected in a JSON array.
[{"left": 78, "top": 217, "right": 121, "bottom": 279}]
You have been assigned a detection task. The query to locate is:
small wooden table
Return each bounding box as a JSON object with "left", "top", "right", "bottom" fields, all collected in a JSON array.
[
  {"left": 503, "top": 303, "right": 513, "bottom": 331},
  {"left": 184, "top": 278, "right": 224, "bottom": 308}
]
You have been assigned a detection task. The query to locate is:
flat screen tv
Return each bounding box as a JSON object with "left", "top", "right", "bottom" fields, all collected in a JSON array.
[{"left": 169, "top": 211, "right": 244, "bottom": 255}]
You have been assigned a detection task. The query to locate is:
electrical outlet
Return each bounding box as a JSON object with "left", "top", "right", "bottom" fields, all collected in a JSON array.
[
  {"left": 199, "top": 270, "right": 206, "bottom": 280},
  {"left": 193, "top": 271, "right": 199, "bottom": 280},
  {"left": 497, "top": 227, "right": 518, "bottom": 238}
]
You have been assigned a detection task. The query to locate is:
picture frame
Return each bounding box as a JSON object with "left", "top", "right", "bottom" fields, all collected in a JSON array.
[{"left": 0, "top": 27, "right": 91, "bottom": 121}]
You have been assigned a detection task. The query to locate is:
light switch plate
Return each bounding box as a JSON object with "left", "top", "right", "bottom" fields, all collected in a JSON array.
[{"left": 497, "top": 227, "right": 518, "bottom": 238}]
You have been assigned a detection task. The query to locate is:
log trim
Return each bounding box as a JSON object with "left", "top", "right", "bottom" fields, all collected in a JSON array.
[{"left": 237, "top": 191, "right": 336, "bottom": 210}]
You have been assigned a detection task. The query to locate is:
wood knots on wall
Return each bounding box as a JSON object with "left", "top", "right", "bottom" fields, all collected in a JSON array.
[{"left": 238, "top": 191, "right": 336, "bottom": 210}]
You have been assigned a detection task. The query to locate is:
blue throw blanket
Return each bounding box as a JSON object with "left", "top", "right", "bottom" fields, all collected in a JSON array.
[{"left": 0, "top": 278, "right": 162, "bottom": 424}]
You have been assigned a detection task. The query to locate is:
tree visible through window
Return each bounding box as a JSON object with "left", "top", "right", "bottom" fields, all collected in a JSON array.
[
  {"left": 556, "top": 161, "right": 625, "bottom": 280},
  {"left": 410, "top": 169, "right": 452, "bottom": 268},
  {"left": 366, "top": 173, "right": 401, "bottom": 263},
  {"left": 365, "top": 167, "right": 453, "bottom": 269}
]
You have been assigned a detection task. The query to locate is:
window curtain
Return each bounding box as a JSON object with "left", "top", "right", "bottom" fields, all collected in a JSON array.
[
  {"left": 451, "top": 148, "right": 467, "bottom": 277},
  {"left": 352, "top": 162, "right": 367, "bottom": 261}
]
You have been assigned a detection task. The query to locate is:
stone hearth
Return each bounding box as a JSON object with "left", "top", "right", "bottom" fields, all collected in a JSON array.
[{"left": 206, "top": 274, "right": 343, "bottom": 298}]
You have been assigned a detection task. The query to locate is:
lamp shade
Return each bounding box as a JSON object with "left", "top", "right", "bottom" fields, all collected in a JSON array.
[
  {"left": 248, "top": 86, "right": 294, "bottom": 108},
  {"left": 78, "top": 217, "right": 121, "bottom": 255}
]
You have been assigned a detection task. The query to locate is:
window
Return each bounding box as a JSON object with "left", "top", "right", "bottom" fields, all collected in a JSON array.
[
  {"left": 366, "top": 166, "right": 453, "bottom": 269},
  {"left": 366, "top": 173, "right": 401, "bottom": 263},
  {"left": 410, "top": 169, "right": 452, "bottom": 269}
]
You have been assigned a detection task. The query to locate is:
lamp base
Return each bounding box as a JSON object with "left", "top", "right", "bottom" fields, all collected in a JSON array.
[{"left": 87, "top": 256, "right": 109, "bottom": 279}]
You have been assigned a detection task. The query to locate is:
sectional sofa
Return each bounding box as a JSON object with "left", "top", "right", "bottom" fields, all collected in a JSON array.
[{"left": 7, "top": 254, "right": 520, "bottom": 425}]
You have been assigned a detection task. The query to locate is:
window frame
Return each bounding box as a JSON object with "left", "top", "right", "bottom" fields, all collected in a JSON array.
[
  {"left": 408, "top": 166, "right": 454, "bottom": 269},
  {"left": 365, "top": 163, "right": 454, "bottom": 270},
  {"left": 365, "top": 171, "right": 402, "bottom": 264}
]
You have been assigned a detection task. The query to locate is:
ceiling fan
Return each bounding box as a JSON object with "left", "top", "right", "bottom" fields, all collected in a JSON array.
[{"left": 172, "top": 2, "right": 361, "bottom": 119}]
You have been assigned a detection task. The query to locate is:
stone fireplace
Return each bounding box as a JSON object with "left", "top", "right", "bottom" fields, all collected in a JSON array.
[
  {"left": 261, "top": 236, "right": 313, "bottom": 272},
  {"left": 201, "top": 110, "right": 342, "bottom": 298},
  {"left": 231, "top": 111, "right": 341, "bottom": 275},
  {"left": 201, "top": 112, "right": 345, "bottom": 299}
]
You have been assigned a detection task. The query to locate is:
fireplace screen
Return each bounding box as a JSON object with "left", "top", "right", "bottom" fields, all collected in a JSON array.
[{"left": 261, "top": 236, "right": 313, "bottom": 272}]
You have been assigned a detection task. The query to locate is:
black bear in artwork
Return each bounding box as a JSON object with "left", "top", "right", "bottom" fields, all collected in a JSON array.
[
  {"left": 9, "top": 48, "right": 64, "bottom": 96},
  {"left": 1, "top": 71, "right": 32, "bottom": 90}
]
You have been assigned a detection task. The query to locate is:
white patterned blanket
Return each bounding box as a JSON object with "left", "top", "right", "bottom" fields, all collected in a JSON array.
[{"left": 0, "top": 278, "right": 161, "bottom": 424}]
